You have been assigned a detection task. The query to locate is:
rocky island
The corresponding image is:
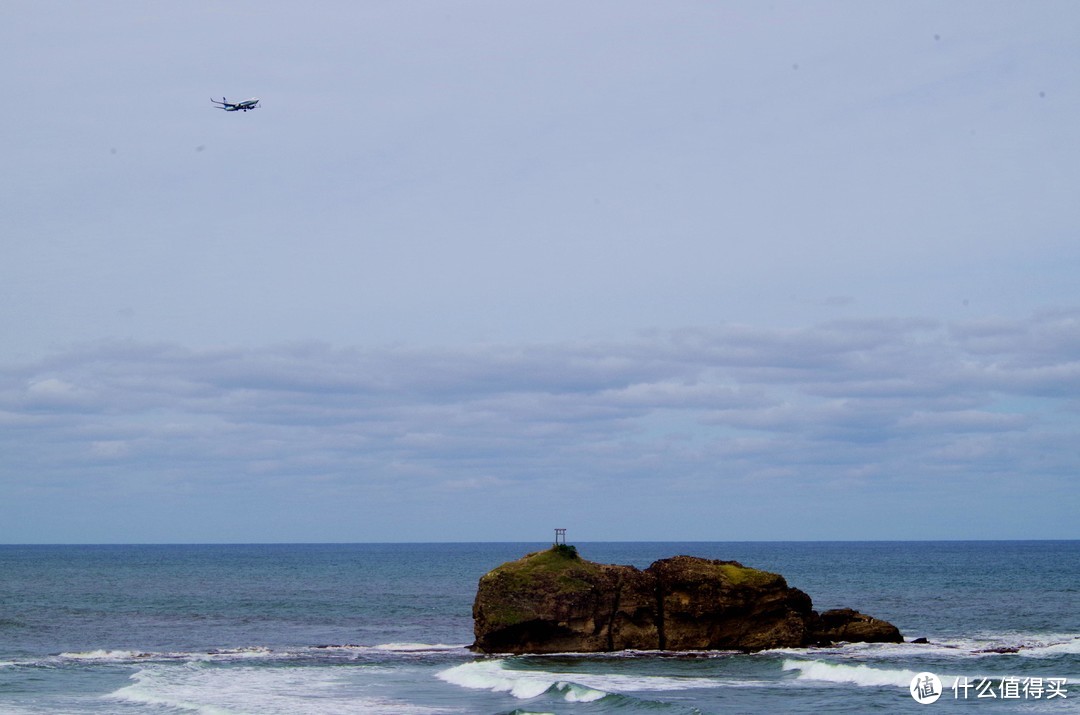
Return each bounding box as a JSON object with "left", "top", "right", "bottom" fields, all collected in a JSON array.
[{"left": 472, "top": 545, "right": 902, "bottom": 654}]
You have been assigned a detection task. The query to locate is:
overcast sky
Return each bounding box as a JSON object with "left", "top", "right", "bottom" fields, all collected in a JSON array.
[{"left": 2, "top": 1, "right": 1078, "bottom": 543}]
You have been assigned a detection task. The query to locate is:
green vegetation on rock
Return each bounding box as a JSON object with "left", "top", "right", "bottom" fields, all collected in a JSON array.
[
  {"left": 717, "top": 562, "right": 783, "bottom": 588},
  {"left": 485, "top": 546, "right": 601, "bottom": 591},
  {"left": 551, "top": 543, "right": 579, "bottom": 559},
  {"left": 475, "top": 546, "right": 605, "bottom": 630},
  {"left": 657, "top": 556, "right": 783, "bottom": 589}
]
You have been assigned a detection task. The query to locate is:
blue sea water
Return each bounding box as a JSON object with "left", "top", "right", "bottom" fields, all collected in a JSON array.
[{"left": 0, "top": 541, "right": 1077, "bottom": 714}]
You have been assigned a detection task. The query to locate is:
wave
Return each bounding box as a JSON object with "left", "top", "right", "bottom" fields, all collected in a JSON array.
[
  {"left": 437, "top": 658, "right": 742, "bottom": 701},
  {"left": 20, "top": 633, "right": 1080, "bottom": 675},
  {"left": 909, "top": 632, "right": 1080, "bottom": 658},
  {"left": 782, "top": 657, "right": 1079, "bottom": 696},
  {"left": 108, "top": 665, "right": 454, "bottom": 715},
  {"left": 763, "top": 633, "right": 1080, "bottom": 661},
  {"left": 1021, "top": 637, "right": 1080, "bottom": 658},
  {"left": 55, "top": 646, "right": 277, "bottom": 664},
  {"left": 370, "top": 642, "right": 470, "bottom": 653},
  {"left": 782, "top": 659, "right": 917, "bottom": 688},
  {"left": 40, "top": 643, "right": 472, "bottom": 667},
  {"left": 437, "top": 660, "right": 605, "bottom": 700},
  {"left": 57, "top": 648, "right": 170, "bottom": 663},
  {"left": 110, "top": 669, "right": 235, "bottom": 715}
]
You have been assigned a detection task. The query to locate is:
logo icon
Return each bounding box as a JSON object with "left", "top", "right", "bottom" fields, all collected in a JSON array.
[{"left": 911, "top": 672, "right": 942, "bottom": 704}]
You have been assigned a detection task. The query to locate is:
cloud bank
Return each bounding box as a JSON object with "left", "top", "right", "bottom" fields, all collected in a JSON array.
[{"left": 2, "top": 310, "right": 1077, "bottom": 542}]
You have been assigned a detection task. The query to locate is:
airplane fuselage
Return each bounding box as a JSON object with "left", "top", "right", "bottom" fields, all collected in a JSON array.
[{"left": 213, "top": 97, "right": 260, "bottom": 112}]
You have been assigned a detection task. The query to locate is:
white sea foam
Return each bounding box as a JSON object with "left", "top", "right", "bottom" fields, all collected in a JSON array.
[
  {"left": 1017, "top": 636, "right": 1080, "bottom": 658},
  {"left": 782, "top": 659, "right": 919, "bottom": 688},
  {"left": 784, "top": 657, "right": 1080, "bottom": 696},
  {"left": 765, "top": 633, "right": 1080, "bottom": 661},
  {"left": 55, "top": 646, "right": 284, "bottom": 666},
  {"left": 109, "top": 665, "right": 453, "bottom": 715},
  {"left": 49, "top": 643, "right": 474, "bottom": 669},
  {"left": 909, "top": 633, "right": 1080, "bottom": 658},
  {"left": 194, "top": 646, "right": 277, "bottom": 662},
  {"left": 59, "top": 649, "right": 152, "bottom": 662},
  {"left": 371, "top": 642, "right": 470, "bottom": 653},
  {"left": 111, "top": 674, "right": 236, "bottom": 715},
  {"left": 437, "top": 658, "right": 733, "bottom": 701},
  {"left": 765, "top": 640, "right": 977, "bottom": 662}
]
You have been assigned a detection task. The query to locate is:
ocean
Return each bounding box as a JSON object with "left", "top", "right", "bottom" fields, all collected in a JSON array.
[{"left": 0, "top": 541, "right": 1076, "bottom": 714}]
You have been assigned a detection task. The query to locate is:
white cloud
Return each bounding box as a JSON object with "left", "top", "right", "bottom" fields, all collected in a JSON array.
[
  {"left": 24, "top": 377, "right": 95, "bottom": 407},
  {"left": 0, "top": 310, "right": 1077, "bottom": 541}
]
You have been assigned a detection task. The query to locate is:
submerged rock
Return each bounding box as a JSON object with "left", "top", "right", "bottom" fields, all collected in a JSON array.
[{"left": 472, "top": 546, "right": 902, "bottom": 654}]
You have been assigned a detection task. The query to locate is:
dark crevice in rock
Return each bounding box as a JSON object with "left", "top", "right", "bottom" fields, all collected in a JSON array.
[
  {"left": 655, "top": 579, "right": 666, "bottom": 651},
  {"left": 605, "top": 576, "right": 621, "bottom": 651}
]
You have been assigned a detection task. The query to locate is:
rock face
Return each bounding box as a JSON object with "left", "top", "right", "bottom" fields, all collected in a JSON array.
[
  {"left": 472, "top": 547, "right": 902, "bottom": 654},
  {"left": 810, "top": 607, "right": 903, "bottom": 646}
]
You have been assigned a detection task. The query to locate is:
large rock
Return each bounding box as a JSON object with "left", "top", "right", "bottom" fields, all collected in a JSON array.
[
  {"left": 809, "top": 608, "right": 904, "bottom": 645},
  {"left": 472, "top": 546, "right": 902, "bottom": 654},
  {"left": 651, "top": 555, "right": 815, "bottom": 651}
]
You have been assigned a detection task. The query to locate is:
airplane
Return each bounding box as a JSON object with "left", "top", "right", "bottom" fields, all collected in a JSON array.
[{"left": 211, "top": 96, "right": 260, "bottom": 112}]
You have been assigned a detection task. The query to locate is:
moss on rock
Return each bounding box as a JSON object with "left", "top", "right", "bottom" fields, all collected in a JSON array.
[
  {"left": 481, "top": 547, "right": 602, "bottom": 594},
  {"left": 717, "top": 562, "right": 784, "bottom": 588}
]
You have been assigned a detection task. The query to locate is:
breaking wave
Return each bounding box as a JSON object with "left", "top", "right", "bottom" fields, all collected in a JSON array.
[
  {"left": 782, "top": 659, "right": 918, "bottom": 688},
  {"left": 436, "top": 658, "right": 739, "bottom": 702},
  {"left": 437, "top": 660, "right": 608, "bottom": 701}
]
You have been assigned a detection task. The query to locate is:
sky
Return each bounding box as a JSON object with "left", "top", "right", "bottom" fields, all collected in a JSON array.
[{"left": 2, "top": 1, "right": 1078, "bottom": 543}]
